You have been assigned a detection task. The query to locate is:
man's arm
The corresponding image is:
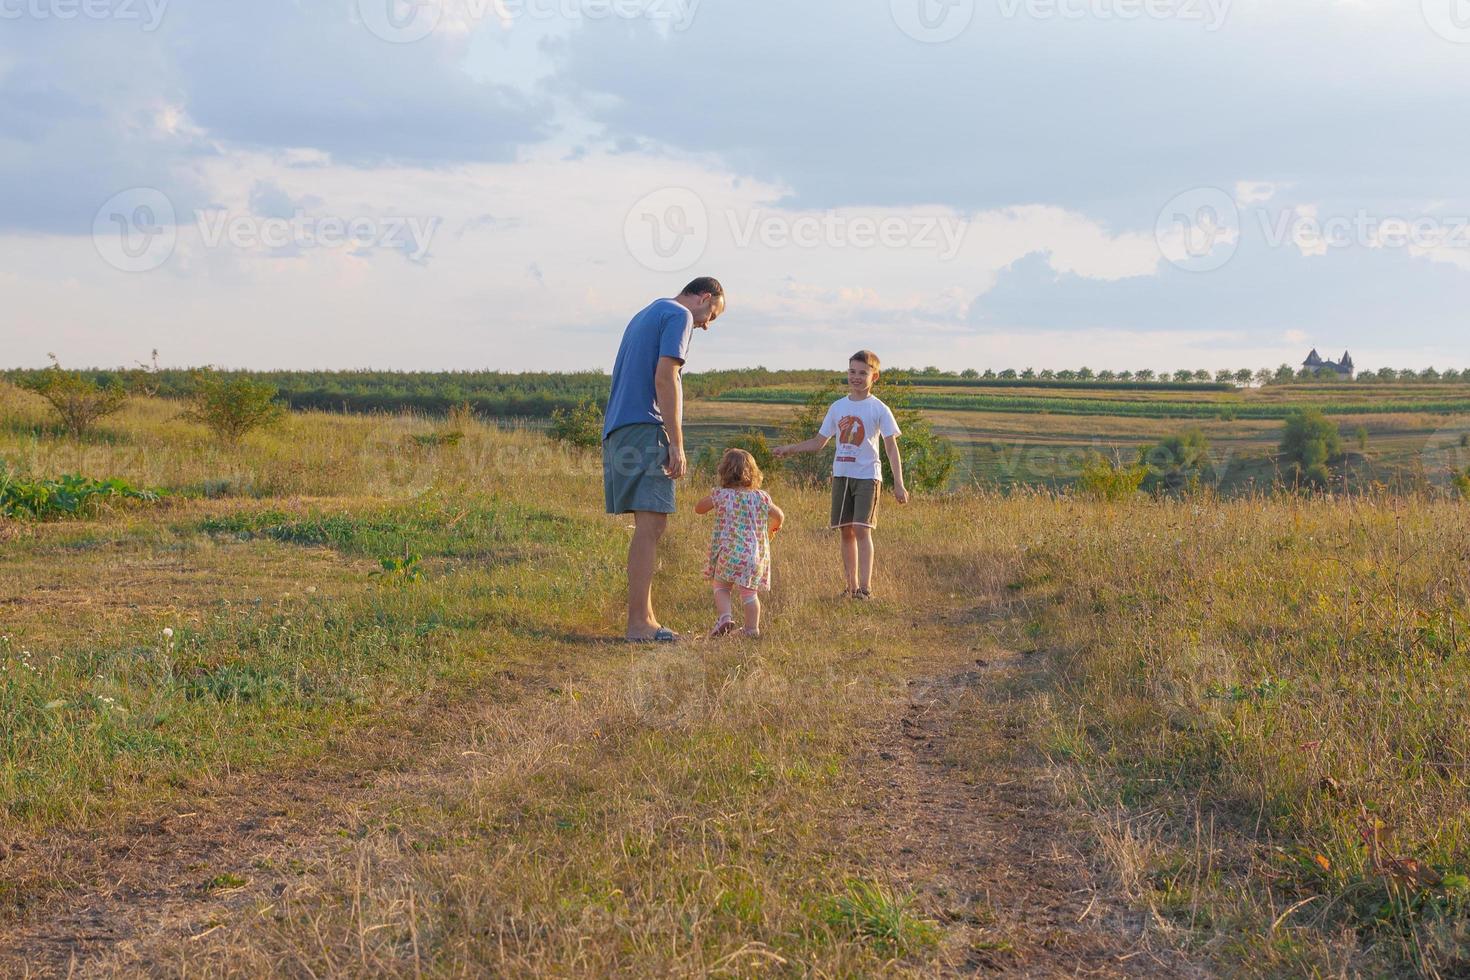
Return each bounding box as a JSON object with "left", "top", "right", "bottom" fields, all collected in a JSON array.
[
  {"left": 655, "top": 356, "right": 686, "bottom": 480},
  {"left": 773, "top": 434, "right": 830, "bottom": 457},
  {"left": 883, "top": 434, "right": 909, "bottom": 503}
]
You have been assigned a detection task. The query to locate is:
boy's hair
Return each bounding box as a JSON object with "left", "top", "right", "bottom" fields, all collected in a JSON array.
[
  {"left": 717, "top": 448, "right": 763, "bottom": 490},
  {"left": 850, "top": 350, "right": 881, "bottom": 374}
]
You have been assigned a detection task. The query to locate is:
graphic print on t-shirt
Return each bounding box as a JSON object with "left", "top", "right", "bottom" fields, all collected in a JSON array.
[{"left": 836, "top": 415, "right": 866, "bottom": 462}]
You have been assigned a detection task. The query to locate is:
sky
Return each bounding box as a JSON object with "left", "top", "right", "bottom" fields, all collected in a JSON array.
[{"left": 3, "top": 0, "right": 1468, "bottom": 373}]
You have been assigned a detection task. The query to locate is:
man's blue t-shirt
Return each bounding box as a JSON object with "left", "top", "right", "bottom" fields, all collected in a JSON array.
[{"left": 602, "top": 298, "right": 695, "bottom": 440}]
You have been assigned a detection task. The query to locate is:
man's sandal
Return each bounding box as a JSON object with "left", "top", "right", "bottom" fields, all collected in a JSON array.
[{"left": 628, "top": 627, "right": 680, "bottom": 644}]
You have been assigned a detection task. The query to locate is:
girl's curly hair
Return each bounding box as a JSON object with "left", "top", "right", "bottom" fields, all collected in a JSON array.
[{"left": 717, "top": 448, "right": 763, "bottom": 490}]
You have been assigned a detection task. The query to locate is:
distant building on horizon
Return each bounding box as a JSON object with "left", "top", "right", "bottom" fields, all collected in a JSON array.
[{"left": 1303, "top": 348, "right": 1355, "bottom": 379}]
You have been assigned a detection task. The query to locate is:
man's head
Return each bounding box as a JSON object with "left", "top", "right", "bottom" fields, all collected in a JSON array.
[
  {"left": 678, "top": 276, "right": 725, "bottom": 329},
  {"left": 848, "top": 350, "right": 881, "bottom": 396}
]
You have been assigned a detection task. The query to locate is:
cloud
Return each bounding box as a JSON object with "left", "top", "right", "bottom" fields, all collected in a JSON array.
[{"left": 3, "top": 0, "right": 1470, "bottom": 369}]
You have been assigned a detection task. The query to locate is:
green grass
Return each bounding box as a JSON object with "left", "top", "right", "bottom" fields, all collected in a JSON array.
[
  {"left": 819, "top": 879, "right": 941, "bottom": 956},
  {"left": 0, "top": 491, "right": 617, "bottom": 830}
]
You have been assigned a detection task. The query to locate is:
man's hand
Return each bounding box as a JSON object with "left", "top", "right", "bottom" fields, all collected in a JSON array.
[
  {"left": 894, "top": 485, "right": 910, "bottom": 505},
  {"left": 665, "top": 445, "right": 688, "bottom": 480}
]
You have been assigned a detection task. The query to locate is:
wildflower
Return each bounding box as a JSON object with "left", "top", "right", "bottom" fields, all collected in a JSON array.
[{"left": 162, "top": 627, "right": 174, "bottom": 639}]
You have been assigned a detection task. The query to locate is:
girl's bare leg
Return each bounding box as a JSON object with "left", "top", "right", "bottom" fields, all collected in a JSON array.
[{"left": 742, "top": 592, "right": 761, "bottom": 635}]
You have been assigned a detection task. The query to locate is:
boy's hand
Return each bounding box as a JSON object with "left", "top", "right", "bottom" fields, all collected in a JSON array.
[
  {"left": 894, "top": 485, "right": 910, "bottom": 505},
  {"left": 771, "top": 445, "right": 791, "bottom": 458}
]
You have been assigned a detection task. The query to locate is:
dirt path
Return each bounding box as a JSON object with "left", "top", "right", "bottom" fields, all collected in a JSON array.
[
  {"left": 1, "top": 629, "right": 1205, "bottom": 977},
  {"left": 842, "top": 625, "right": 1203, "bottom": 976}
]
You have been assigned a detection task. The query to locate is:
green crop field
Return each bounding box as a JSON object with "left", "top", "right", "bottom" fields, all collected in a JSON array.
[{"left": 695, "top": 379, "right": 1470, "bottom": 493}]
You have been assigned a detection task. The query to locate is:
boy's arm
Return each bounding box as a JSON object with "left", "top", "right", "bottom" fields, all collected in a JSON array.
[
  {"left": 768, "top": 502, "right": 785, "bottom": 533},
  {"left": 773, "top": 434, "right": 830, "bottom": 457},
  {"left": 694, "top": 494, "right": 716, "bottom": 514},
  {"left": 883, "top": 435, "right": 909, "bottom": 504}
]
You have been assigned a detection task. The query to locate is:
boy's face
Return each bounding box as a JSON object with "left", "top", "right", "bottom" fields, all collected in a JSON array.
[{"left": 847, "top": 360, "right": 876, "bottom": 396}]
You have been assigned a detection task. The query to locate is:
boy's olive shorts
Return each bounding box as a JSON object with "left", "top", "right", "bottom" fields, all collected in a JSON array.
[{"left": 830, "top": 477, "right": 881, "bottom": 529}]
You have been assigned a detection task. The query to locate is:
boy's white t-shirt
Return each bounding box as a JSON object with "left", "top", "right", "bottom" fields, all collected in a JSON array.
[{"left": 820, "top": 395, "right": 901, "bottom": 481}]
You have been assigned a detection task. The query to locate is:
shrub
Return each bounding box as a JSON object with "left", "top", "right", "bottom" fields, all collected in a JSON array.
[
  {"left": 728, "top": 428, "right": 780, "bottom": 477},
  {"left": 0, "top": 465, "right": 161, "bottom": 520},
  {"left": 547, "top": 399, "right": 603, "bottom": 450},
  {"left": 1138, "top": 427, "right": 1212, "bottom": 493},
  {"left": 14, "top": 357, "right": 127, "bottom": 436},
  {"left": 1281, "top": 408, "right": 1344, "bottom": 488},
  {"left": 1453, "top": 468, "right": 1470, "bottom": 500},
  {"left": 179, "top": 370, "right": 285, "bottom": 443},
  {"left": 693, "top": 429, "right": 782, "bottom": 482},
  {"left": 777, "top": 382, "right": 842, "bottom": 487},
  {"left": 412, "top": 403, "right": 472, "bottom": 448},
  {"left": 1074, "top": 453, "right": 1148, "bottom": 501},
  {"left": 880, "top": 375, "right": 959, "bottom": 492}
]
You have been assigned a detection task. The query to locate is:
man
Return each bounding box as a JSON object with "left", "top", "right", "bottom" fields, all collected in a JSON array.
[{"left": 603, "top": 277, "right": 725, "bottom": 642}]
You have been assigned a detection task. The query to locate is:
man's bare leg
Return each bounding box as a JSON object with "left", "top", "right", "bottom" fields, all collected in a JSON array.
[{"left": 627, "top": 510, "right": 669, "bottom": 639}]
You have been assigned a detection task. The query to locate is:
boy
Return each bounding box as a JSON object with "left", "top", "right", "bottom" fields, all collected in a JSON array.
[{"left": 773, "top": 350, "right": 908, "bottom": 599}]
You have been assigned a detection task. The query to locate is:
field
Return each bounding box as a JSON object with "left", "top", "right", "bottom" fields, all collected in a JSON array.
[
  {"left": 691, "top": 379, "right": 1470, "bottom": 492},
  {"left": 2, "top": 380, "right": 1469, "bottom": 977}
]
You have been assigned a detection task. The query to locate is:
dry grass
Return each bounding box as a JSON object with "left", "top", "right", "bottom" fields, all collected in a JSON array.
[
  {"left": 3, "top": 391, "right": 1468, "bottom": 975},
  {"left": 1023, "top": 494, "right": 1470, "bottom": 975}
]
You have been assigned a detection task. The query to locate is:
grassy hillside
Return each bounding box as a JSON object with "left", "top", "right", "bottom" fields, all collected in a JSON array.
[{"left": 1, "top": 384, "right": 1467, "bottom": 974}]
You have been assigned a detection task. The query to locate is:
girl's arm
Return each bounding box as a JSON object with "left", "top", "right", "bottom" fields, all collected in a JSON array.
[
  {"left": 768, "top": 502, "right": 785, "bottom": 534},
  {"left": 694, "top": 493, "right": 716, "bottom": 514},
  {"left": 773, "top": 434, "right": 830, "bottom": 457},
  {"left": 883, "top": 435, "right": 910, "bottom": 504}
]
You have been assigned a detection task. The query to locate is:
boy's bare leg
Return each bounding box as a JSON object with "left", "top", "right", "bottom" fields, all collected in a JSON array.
[
  {"left": 840, "top": 526, "right": 859, "bottom": 593},
  {"left": 855, "top": 526, "right": 875, "bottom": 593},
  {"left": 627, "top": 511, "right": 668, "bottom": 638},
  {"left": 742, "top": 593, "right": 761, "bottom": 635}
]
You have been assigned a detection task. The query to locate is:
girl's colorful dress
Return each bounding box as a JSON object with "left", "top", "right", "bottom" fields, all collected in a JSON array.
[{"left": 703, "top": 488, "right": 773, "bottom": 592}]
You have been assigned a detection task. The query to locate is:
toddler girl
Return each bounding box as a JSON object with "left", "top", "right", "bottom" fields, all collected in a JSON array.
[{"left": 695, "top": 449, "right": 784, "bottom": 638}]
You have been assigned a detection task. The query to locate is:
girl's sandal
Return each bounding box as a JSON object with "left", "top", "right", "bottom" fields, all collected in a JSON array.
[
  {"left": 742, "top": 629, "right": 762, "bottom": 639},
  {"left": 710, "top": 617, "right": 736, "bottom": 639}
]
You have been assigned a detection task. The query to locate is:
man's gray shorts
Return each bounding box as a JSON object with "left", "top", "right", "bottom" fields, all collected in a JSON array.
[{"left": 603, "top": 423, "right": 675, "bottom": 515}]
